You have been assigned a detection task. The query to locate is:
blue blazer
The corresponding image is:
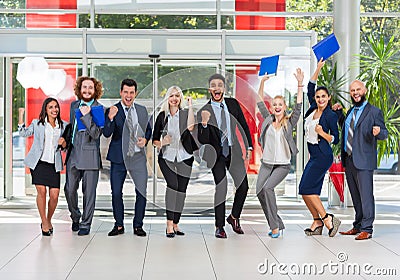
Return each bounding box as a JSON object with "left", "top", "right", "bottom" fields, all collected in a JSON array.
[
  {"left": 336, "top": 103, "right": 388, "bottom": 170},
  {"left": 103, "top": 102, "right": 152, "bottom": 164},
  {"left": 305, "top": 81, "right": 339, "bottom": 155}
]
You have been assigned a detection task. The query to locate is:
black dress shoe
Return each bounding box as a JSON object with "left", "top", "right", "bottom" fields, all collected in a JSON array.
[
  {"left": 108, "top": 226, "right": 125, "bottom": 236},
  {"left": 78, "top": 228, "right": 90, "bottom": 236},
  {"left": 174, "top": 230, "right": 185, "bottom": 236},
  {"left": 134, "top": 227, "right": 147, "bottom": 237},
  {"left": 72, "top": 222, "right": 80, "bottom": 232},
  {"left": 215, "top": 227, "right": 227, "bottom": 239},
  {"left": 226, "top": 215, "right": 244, "bottom": 234}
]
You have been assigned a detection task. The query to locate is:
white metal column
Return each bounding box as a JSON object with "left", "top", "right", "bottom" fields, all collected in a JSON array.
[{"left": 334, "top": 0, "right": 360, "bottom": 95}]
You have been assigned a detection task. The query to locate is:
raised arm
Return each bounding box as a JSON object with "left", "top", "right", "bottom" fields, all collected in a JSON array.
[
  {"left": 257, "top": 75, "right": 271, "bottom": 118},
  {"left": 187, "top": 96, "right": 195, "bottom": 131},
  {"left": 310, "top": 58, "right": 325, "bottom": 82},
  {"left": 294, "top": 68, "right": 304, "bottom": 104}
]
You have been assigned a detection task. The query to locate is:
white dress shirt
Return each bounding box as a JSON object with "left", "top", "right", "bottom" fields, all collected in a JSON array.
[
  {"left": 40, "top": 118, "right": 61, "bottom": 164},
  {"left": 162, "top": 110, "right": 192, "bottom": 162}
]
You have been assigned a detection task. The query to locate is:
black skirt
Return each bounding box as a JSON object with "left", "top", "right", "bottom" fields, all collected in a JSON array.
[{"left": 30, "top": 160, "right": 60, "bottom": 188}]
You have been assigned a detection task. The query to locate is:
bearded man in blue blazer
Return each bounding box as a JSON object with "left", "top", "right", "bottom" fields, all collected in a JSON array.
[{"left": 333, "top": 80, "right": 388, "bottom": 240}]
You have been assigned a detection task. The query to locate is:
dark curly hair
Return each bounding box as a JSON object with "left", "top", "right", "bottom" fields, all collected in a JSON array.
[{"left": 74, "top": 76, "right": 103, "bottom": 100}]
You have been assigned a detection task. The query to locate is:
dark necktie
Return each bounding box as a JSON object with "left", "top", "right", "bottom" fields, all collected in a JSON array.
[
  {"left": 220, "top": 103, "right": 229, "bottom": 157},
  {"left": 346, "top": 107, "right": 359, "bottom": 156},
  {"left": 126, "top": 107, "right": 136, "bottom": 156}
]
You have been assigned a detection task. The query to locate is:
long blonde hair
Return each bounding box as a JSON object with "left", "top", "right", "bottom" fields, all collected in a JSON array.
[
  {"left": 273, "top": 95, "right": 290, "bottom": 129},
  {"left": 160, "top": 86, "right": 185, "bottom": 115}
]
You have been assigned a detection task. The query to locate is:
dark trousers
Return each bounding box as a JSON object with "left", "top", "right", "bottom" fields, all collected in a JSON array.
[
  {"left": 110, "top": 157, "right": 147, "bottom": 228},
  {"left": 158, "top": 157, "right": 194, "bottom": 224},
  {"left": 211, "top": 151, "right": 249, "bottom": 227},
  {"left": 345, "top": 156, "right": 375, "bottom": 233}
]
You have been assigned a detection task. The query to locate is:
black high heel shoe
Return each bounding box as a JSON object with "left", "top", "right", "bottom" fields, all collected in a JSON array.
[
  {"left": 174, "top": 229, "right": 185, "bottom": 236},
  {"left": 166, "top": 229, "right": 175, "bottom": 238},
  {"left": 304, "top": 218, "right": 323, "bottom": 236},
  {"left": 41, "top": 224, "right": 51, "bottom": 236},
  {"left": 322, "top": 213, "right": 341, "bottom": 237}
]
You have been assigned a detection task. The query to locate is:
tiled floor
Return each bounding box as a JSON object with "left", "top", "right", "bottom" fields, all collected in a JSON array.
[{"left": 0, "top": 201, "right": 399, "bottom": 280}]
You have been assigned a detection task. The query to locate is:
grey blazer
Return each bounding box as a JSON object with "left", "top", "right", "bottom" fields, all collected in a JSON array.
[
  {"left": 257, "top": 101, "right": 302, "bottom": 156},
  {"left": 19, "top": 119, "right": 69, "bottom": 172},
  {"left": 66, "top": 100, "right": 103, "bottom": 170}
]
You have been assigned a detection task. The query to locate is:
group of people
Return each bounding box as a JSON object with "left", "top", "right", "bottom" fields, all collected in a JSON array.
[{"left": 18, "top": 63, "right": 387, "bottom": 241}]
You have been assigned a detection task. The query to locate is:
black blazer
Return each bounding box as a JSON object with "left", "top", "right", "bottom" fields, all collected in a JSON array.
[
  {"left": 152, "top": 109, "right": 198, "bottom": 157},
  {"left": 197, "top": 97, "right": 253, "bottom": 167}
]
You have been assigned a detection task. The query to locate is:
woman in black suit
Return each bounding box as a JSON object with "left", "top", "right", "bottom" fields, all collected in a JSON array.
[
  {"left": 152, "top": 86, "right": 198, "bottom": 238},
  {"left": 299, "top": 59, "right": 341, "bottom": 237}
]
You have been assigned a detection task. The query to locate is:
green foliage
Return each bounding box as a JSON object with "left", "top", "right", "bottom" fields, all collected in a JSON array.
[
  {"left": 0, "top": 0, "right": 25, "bottom": 28},
  {"left": 318, "top": 62, "right": 349, "bottom": 106},
  {"left": 358, "top": 34, "right": 400, "bottom": 163},
  {"left": 285, "top": 0, "right": 333, "bottom": 40},
  {"left": 317, "top": 62, "right": 349, "bottom": 157},
  {"left": 79, "top": 14, "right": 234, "bottom": 30}
]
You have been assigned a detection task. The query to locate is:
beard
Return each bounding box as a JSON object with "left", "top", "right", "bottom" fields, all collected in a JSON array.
[
  {"left": 351, "top": 94, "right": 366, "bottom": 107},
  {"left": 82, "top": 96, "right": 94, "bottom": 102}
]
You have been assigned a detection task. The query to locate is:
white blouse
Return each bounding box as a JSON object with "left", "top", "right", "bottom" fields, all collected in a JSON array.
[
  {"left": 40, "top": 119, "right": 61, "bottom": 163},
  {"left": 262, "top": 125, "right": 291, "bottom": 165},
  {"left": 304, "top": 110, "right": 319, "bottom": 144},
  {"left": 162, "top": 111, "right": 192, "bottom": 162}
]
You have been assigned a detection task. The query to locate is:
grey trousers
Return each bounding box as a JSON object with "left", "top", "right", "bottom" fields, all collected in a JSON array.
[
  {"left": 256, "top": 162, "right": 290, "bottom": 230},
  {"left": 64, "top": 166, "right": 99, "bottom": 229}
]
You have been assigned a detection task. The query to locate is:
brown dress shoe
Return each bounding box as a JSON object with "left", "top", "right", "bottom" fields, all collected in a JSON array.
[
  {"left": 339, "top": 228, "right": 360, "bottom": 235},
  {"left": 355, "top": 231, "right": 372, "bottom": 240}
]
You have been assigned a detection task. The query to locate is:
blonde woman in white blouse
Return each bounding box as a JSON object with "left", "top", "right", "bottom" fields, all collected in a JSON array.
[
  {"left": 256, "top": 69, "right": 304, "bottom": 238},
  {"left": 19, "top": 97, "right": 68, "bottom": 236}
]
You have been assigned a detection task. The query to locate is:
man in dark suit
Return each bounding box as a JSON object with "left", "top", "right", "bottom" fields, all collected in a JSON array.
[
  {"left": 198, "top": 73, "right": 253, "bottom": 238},
  {"left": 103, "top": 78, "right": 152, "bottom": 237},
  {"left": 334, "top": 80, "right": 387, "bottom": 240},
  {"left": 65, "top": 76, "right": 103, "bottom": 236}
]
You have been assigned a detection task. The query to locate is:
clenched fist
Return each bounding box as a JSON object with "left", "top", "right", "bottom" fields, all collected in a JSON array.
[{"left": 201, "top": 110, "right": 211, "bottom": 126}]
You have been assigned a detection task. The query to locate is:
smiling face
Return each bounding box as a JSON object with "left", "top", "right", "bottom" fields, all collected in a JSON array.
[
  {"left": 46, "top": 100, "right": 60, "bottom": 121},
  {"left": 120, "top": 85, "right": 137, "bottom": 107},
  {"left": 350, "top": 80, "right": 367, "bottom": 106},
  {"left": 209, "top": 78, "right": 225, "bottom": 103},
  {"left": 168, "top": 88, "right": 181, "bottom": 109},
  {"left": 315, "top": 89, "right": 331, "bottom": 110},
  {"left": 272, "top": 96, "right": 287, "bottom": 118},
  {"left": 80, "top": 79, "right": 95, "bottom": 102}
]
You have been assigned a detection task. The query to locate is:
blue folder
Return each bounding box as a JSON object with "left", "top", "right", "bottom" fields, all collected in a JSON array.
[
  {"left": 258, "top": 55, "right": 279, "bottom": 76},
  {"left": 91, "top": 105, "right": 105, "bottom": 128},
  {"left": 312, "top": 33, "right": 340, "bottom": 61},
  {"left": 74, "top": 109, "right": 86, "bottom": 131}
]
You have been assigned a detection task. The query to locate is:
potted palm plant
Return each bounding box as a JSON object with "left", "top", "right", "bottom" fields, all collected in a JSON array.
[{"left": 358, "top": 34, "right": 400, "bottom": 165}]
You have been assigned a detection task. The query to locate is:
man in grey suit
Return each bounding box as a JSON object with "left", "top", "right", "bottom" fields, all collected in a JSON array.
[
  {"left": 103, "top": 78, "right": 152, "bottom": 237},
  {"left": 333, "top": 80, "right": 387, "bottom": 240},
  {"left": 64, "top": 76, "right": 104, "bottom": 236}
]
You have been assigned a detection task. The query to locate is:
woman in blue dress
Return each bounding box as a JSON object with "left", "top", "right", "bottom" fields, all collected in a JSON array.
[{"left": 299, "top": 59, "right": 341, "bottom": 237}]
